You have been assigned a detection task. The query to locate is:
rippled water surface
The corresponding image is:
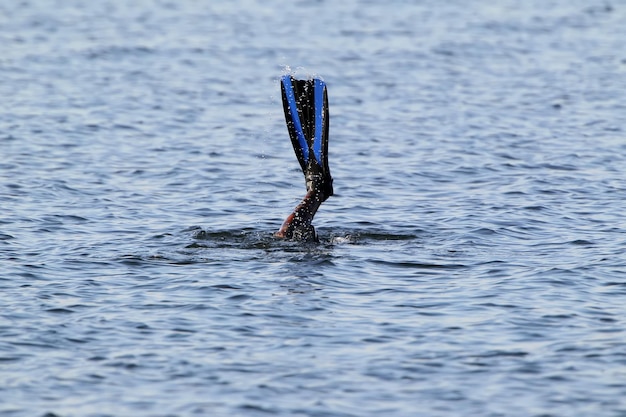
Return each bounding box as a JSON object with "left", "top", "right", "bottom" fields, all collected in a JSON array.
[{"left": 2, "top": 1, "right": 626, "bottom": 416}]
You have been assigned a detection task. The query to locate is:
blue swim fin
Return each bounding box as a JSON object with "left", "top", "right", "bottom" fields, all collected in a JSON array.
[{"left": 280, "top": 75, "right": 333, "bottom": 201}]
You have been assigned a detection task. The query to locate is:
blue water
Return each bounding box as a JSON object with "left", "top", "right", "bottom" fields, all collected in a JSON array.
[{"left": 2, "top": 1, "right": 626, "bottom": 416}]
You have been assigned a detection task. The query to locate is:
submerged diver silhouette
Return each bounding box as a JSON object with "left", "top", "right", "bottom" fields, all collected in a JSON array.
[{"left": 275, "top": 75, "right": 333, "bottom": 242}]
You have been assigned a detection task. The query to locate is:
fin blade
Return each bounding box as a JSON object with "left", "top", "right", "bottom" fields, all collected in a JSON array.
[
  {"left": 280, "top": 75, "right": 333, "bottom": 200},
  {"left": 312, "top": 79, "right": 326, "bottom": 166},
  {"left": 280, "top": 75, "right": 309, "bottom": 172},
  {"left": 313, "top": 79, "right": 332, "bottom": 200}
]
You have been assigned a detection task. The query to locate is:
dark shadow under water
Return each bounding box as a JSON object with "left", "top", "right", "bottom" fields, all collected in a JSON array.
[{"left": 187, "top": 225, "right": 420, "bottom": 249}]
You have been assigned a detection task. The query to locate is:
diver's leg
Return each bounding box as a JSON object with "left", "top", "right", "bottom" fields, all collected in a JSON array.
[
  {"left": 277, "top": 76, "right": 333, "bottom": 242},
  {"left": 275, "top": 189, "right": 323, "bottom": 242}
]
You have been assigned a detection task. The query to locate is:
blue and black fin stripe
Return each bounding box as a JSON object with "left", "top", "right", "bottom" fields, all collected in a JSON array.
[{"left": 280, "top": 75, "right": 333, "bottom": 200}]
